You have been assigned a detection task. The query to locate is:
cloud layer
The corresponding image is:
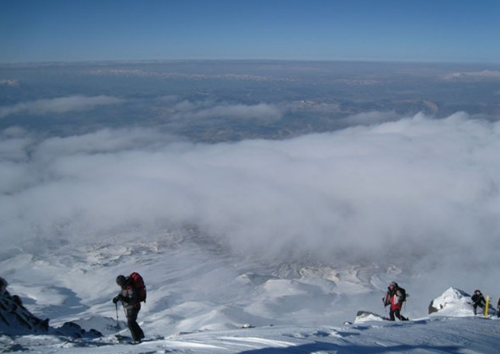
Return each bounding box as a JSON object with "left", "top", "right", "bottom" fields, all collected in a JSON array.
[
  {"left": 168, "top": 100, "right": 283, "bottom": 122},
  {"left": 1, "top": 113, "right": 499, "bottom": 272},
  {"left": 0, "top": 95, "right": 124, "bottom": 119}
]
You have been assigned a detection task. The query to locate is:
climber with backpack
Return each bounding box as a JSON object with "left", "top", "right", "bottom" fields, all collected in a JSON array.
[
  {"left": 471, "top": 290, "right": 486, "bottom": 316},
  {"left": 113, "top": 272, "right": 146, "bottom": 343},
  {"left": 382, "top": 281, "right": 409, "bottom": 321}
]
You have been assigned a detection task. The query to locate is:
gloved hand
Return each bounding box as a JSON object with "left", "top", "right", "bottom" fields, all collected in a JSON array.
[{"left": 112, "top": 295, "right": 121, "bottom": 304}]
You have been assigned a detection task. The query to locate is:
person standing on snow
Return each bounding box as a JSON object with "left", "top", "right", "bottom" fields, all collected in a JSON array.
[
  {"left": 382, "top": 281, "right": 408, "bottom": 321},
  {"left": 471, "top": 290, "right": 486, "bottom": 316},
  {"left": 113, "top": 275, "right": 145, "bottom": 343}
]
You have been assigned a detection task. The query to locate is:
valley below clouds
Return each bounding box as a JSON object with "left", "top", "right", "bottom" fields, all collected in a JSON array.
[
  {"left": 1, "top": 61, "right": 500, "bottom": 317},
  {"left": 2, "top": 112, "right": 499, "bottom": 280}
]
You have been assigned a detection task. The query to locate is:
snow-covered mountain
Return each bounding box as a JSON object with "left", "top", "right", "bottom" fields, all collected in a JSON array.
[
  {"left": 1, "top": 236, "right": 499, "bottom": 353},
  {"left": 2, "top": 114, "right": 500, "bottom": 352}
]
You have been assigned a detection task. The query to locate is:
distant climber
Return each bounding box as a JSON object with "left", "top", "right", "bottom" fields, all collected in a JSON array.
[
  {"left": 113, "top": 274, "right": 145, "bottom": 343},
  {"left": 382, "top": 281, "right": 408, "bottom": 321},
  {"left": 471, "top": 290, "right": 486, "bottom": 315},
  {"left": 497, "top": 296, "right": 500, "bottom": 318}
]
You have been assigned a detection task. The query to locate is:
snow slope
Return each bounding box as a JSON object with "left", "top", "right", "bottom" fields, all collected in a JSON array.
[
  {"left": 1, "top": 237, "right": 499, "bottom": 353},
  {"left": 2, "top": 316, "right": 499, "bottom": 353}
]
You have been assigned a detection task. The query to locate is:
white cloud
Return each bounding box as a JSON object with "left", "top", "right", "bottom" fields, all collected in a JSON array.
[
  {"left": 1, "top": 113, "right": 500, "bottom": 274},
  {"left": 441, "top": 70, "right": 500, "bottom": 81},
  {"left": 159, "top": 98, "right": 399, "bottom": 129},
  {"left": 169, "top": 100, "right": 283, "bottom": 121},
  {"left": 0, "top": 95, "right": 124, "bottom": 119},
  {"left": 0, "top": 79, "right": 20, "bottom": 87}
]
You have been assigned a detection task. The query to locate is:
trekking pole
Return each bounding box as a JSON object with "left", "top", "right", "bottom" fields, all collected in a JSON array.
[{"left": 115, "top": 302, "right": 120, "bottom": 329}]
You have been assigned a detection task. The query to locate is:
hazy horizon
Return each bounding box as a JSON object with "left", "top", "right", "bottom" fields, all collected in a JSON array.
[
  {"left": 1, "top": 0, "right": 499, "bottom": 64},
  {"left": 2, "top": 3, "right": 500, "bottom": 353}
]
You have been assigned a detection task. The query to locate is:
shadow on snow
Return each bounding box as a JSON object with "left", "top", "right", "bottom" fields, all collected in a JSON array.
[{"left": 236, "top": 341, "right": 462, "bottom": 354}]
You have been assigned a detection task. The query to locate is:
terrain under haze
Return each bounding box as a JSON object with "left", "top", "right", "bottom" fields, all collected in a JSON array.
[
  {"left": 1, "top": 60, "right": 500, "bottom": 353},
  {"left": 1, "top": 61, "right": 500, "bottom": 140}
]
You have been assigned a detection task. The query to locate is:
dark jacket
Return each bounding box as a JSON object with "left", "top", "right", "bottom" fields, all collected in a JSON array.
[
  {"left": 116, "top": 280, "right": 141, "bottom": 310},
  {"left": 471, "top": 292, "right": 486, "bottom": 307}
]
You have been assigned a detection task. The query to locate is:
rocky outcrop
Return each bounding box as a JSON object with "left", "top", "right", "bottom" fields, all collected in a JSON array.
[
  {"left": 0, "top": 276, "right": 49, "bottom": 335},
  {"left": 428, "top": 287, "right": 473, "bottom": 315},
  {"left": 0, "top": 276, "right": 101, "bottom": 338},
  {"left": 353, "top": 310, "right": 388, "bottom": 323}
]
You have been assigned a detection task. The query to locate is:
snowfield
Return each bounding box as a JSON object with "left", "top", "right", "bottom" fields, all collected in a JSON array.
[
  {"left": 1, "top": 238, "right": 499, "bottom": 353},
  {"left": 2, "top": 113, "right": 500, "bottom": 352},
  {"left": 2, "top": 318, "right": 500, "bottom": 354}
]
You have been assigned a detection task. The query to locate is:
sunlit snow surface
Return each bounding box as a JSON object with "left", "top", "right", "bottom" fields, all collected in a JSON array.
[
  {"left": 3, "top": 318, "right": 499, "bottom": 354},
  {"left": 1, "top": 239, "right": 499, "bottom": 353},
  {"left": 2, "top": 114, "right": 500, "bottom": 352},
  {"left": 2, "top": 62, "right": 500, "bottom": 352}
]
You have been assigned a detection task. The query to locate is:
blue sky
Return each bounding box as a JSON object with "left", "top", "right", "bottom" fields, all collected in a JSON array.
[{"left": 1, "top": 0, "right": 499, "bottom": 63}]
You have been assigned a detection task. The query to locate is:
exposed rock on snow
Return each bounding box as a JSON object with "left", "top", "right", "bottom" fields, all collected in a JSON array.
[
  {"left": 0, "top": 276, "right": 101, "bottom": 338},
  {"left": 428, "top": 287, "right": 473, "bottom": 316},
  {"left": 429, "top": 287, "right": 499, "bottom": 317},
  {"left": 54, "top": 321, "right": 102, "bottom": 339},
  {"left": 0, "top": 276, "right": 49, "bottom": 335},
  {"left": 353, "top": 310, "right": 387, "bottom": 323}
]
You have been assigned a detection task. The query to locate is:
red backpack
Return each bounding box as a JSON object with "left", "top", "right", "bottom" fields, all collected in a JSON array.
[{"left": 129, "top": 272, "right": 147, "bottom": 303}]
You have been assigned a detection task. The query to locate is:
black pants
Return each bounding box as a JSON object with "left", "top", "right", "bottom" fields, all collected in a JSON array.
[
  {"left": 473, "top": 304, "right": 484, "bottom": 315},
  {"left": 390, "top": 308, "right": 408, "bottom": 321},
  {"left": 126, "top": 307, "right": 144, "bottom": 341}
]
